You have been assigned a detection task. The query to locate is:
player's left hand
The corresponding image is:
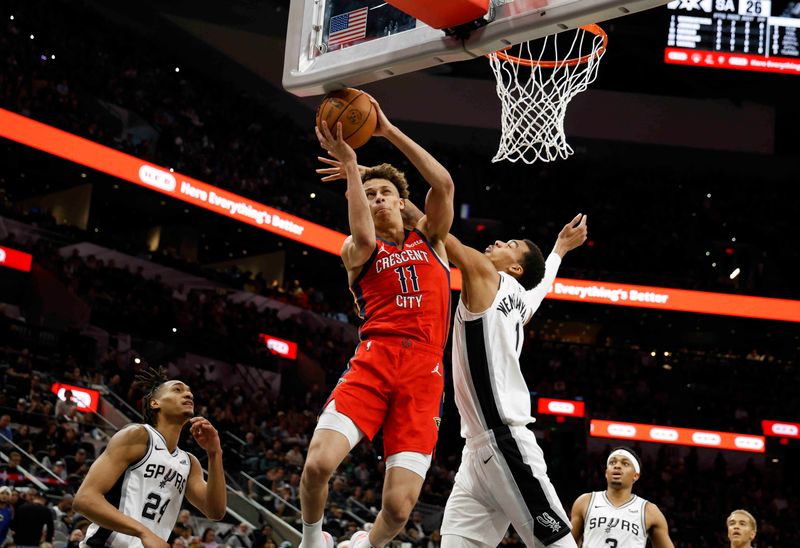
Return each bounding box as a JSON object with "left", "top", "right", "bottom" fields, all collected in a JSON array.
[
  {"left": 189, "top": 416, "right": 222, "bottom": 455},
  {"left": 316, "top": 156, "right": 368, "bottom": 182},
  {"left": 554, "top": 213, "right": 588, "bottom": 256}
]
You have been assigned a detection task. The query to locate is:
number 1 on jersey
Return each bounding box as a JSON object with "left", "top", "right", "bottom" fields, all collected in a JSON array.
[{"left": 394, "top": 265, "right": 420, "bottom": 294}]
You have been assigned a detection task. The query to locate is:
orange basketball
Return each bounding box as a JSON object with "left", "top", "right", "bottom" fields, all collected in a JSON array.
[{"left": 315, "top": 88, "right": 377, "bottom": 149}]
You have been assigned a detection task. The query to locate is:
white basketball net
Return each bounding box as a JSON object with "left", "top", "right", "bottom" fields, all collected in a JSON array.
[{"left": 488, "top": 26, "right": 607, "bottom": 163}]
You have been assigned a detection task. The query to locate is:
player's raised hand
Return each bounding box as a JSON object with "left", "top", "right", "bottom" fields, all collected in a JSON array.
[
  {"left": 315, "top": 120, "right": 357, "bottom": 164},
  {"left": 316, "top": 156, "right": 368, "bottom": 182},
  {"left": 554, "top": 213, "right": 588, "bottom": 257},
  {"left": 364, "top": 93, "right": 394, "bottom": 138},
  {"left": 189, "top": 416, "right": 222, "bottom": 455}
]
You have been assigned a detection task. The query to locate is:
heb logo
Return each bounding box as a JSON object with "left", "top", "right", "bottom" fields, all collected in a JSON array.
[
  {"left": 734, "top": 436, "right": 764, "bottom": 451},
  {"left": 765, "top": 422, "right": 799, "bottom": 437},
  {"left": 692, "top": 432, "right": 721, "bottom": 446},
  {"left": 139, "top": 165, "right": 176, "bottom": 192},
  {"left": 259, "top": 333, "right": 298, "bottom": 360},
  {"left": 608, "top": 423, "right": 636, "bottom": 437},
  {"left": 649, "top": 428, "right": 679, "bottom": 442},
  {"left": 548, "top": 401, "right": 575, "bottom": 414},
  {"left": 267, "top": 339, "right": 290, "bottom": 355}
]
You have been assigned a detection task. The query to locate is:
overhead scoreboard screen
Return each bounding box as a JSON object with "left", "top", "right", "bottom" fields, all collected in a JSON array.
[{"left": 664, "top": 0, "right": 800, "bottom": 73}]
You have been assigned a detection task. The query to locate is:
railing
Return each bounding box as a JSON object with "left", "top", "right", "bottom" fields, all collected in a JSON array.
[{"left": 0, "top": 433, "right": 61, "bottom": 491}]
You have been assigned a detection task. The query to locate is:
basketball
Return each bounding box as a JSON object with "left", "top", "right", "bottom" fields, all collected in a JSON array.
[{"left": 315, "top": 88, "right": 377, "bottom": 149}]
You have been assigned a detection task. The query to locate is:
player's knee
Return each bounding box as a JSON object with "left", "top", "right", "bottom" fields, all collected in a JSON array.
[
  {"left": 302, "top": 452, "right": 336, "bottom": 485},
  {"left": 382, "top": 494, "right": 415, "bottom": 526}
]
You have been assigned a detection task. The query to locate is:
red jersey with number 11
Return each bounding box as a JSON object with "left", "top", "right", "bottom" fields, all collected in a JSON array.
[{"left": 350, "top": 229, "right": 451, "bottom": 350}]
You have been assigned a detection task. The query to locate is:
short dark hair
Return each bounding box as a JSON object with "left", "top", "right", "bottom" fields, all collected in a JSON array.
[
  {"left": 134, "top": 366, "right": 169, "bottom": 426},
  {"left": 610, "top": 446, "right": 642, "bottom": 470},
  {"left": 516, "top": 239, "right": 546, "bottom": 290},
  {"left": 362, "top": 163, "right": 409, "bottom": 199}
]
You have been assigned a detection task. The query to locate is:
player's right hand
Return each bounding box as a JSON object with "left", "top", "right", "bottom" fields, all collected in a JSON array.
[
  {"left": 139, "top": 529, "right": 169, "bottom": 548},
  {"left": 364, "top": 93, "right": 394, "bottom": 138},
  {"left": 316, "top": 121, "right": 357, "bottom": 164}
]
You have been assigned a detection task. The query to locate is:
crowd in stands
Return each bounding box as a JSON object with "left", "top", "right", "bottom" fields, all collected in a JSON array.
[
  {"left": 2, "top": 0, "right": 799, "bottom": 300},
  {"left": 2, "top": 239, "right": 799, "bottom": 545}
]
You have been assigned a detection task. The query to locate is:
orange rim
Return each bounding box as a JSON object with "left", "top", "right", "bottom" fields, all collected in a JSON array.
[{"left": 488, "top": 24, "right": 608, "bottom": 68}]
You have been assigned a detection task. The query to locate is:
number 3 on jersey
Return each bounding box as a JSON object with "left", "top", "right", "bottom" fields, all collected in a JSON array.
[
  {"left": 395, "top": 265, "right": 420, "bottom": 293},
  {"left": 142, "top": 492, "right": 171, "bottom": 523}
]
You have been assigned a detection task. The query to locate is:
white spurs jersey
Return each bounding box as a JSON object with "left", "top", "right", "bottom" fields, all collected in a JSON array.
[
  {"left": 83, "top": 424, "right": 192, "bottom": 548},
  {"left": 582, "top": 492, "right": 649, "bottom": 548},
  {"left": 452, "top": 253, "right": 560, "bottom": 438}
]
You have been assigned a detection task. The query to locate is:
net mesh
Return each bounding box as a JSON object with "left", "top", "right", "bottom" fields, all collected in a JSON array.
[{"left": 488, "top": 26, "right": 607, "bottom": 163}]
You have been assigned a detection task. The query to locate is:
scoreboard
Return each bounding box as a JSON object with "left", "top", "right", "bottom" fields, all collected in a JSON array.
[{"left": 664, "top": 0, "right": 800, "bottom": 73}]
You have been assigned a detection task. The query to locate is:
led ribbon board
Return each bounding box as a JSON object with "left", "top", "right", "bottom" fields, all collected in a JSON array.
[
  {"left": 591, "top": 419, "right": 765, "bottom": 453},
  {"left": 762, "top": 420, "right": 800, "bottom": 438},
  {"left": 3, "top": 108, "right": 800, "bottom": 322},
  {"left": 51, "top": 382, "right": 100, "bottom": 413},
  {"left": 0, "top": 245, "right": 33, "bottom": 272},
  {"left": 258, "top": 333, "right": 299, "bottom": 360},
  {"left": 537, "top": 398, "right": 586, "bottom": 417}
]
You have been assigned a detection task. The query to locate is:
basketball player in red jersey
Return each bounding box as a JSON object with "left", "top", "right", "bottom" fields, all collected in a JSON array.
[{"left": 301, "top": 96, "right": 454, "bottom": 548}]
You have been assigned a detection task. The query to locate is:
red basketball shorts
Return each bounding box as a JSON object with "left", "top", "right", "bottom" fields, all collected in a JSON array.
[{"left": 327, "top": 336, "right": 445, "bottom": 457}]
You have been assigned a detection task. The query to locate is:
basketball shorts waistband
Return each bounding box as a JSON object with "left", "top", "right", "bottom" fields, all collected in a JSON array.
[{"left": 360, "top": 335, "right": 444, "bottom": 356}]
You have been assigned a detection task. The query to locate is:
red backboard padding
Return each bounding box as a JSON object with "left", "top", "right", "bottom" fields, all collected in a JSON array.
[{"left": 386, "top": 0, "right": 489, "bottom": 29}]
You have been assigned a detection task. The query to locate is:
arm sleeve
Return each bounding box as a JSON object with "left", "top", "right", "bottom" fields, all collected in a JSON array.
[{"left": 522, "top": 253, "right": 561, "bottom": 324}]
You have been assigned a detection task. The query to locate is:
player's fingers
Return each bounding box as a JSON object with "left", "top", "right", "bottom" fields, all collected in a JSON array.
[
  {"left": 334, "top": 122, "right": 344, "bottom": 141},
  {"left": 317, "top": 156, "right": 339, "bottom": 166},
  {"left": 320, "top": 120, "right": 335, "bottom": 141}
]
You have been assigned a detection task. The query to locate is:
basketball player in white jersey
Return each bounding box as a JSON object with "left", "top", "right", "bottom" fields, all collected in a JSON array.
[
  {"left": 726, "top": 509, "right": 757, "bottom": 547},
  {"left": 73, "top": 368, "right": 227, "bottom": 548},
  {"left": 570, "top": 447, "right": 673, "bottom": 548},
  {"left": 436, "top": 213, "right": 587, "bottom": 548}
]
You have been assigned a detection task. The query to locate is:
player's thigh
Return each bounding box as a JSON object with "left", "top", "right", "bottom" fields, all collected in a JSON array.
[
  {"left": 490, "top": 428, "right": 572, "bottom": 546},
  {"left": 380, "top": 461, "right": 426, "bottom": 522},
  {"left": 383, "top": 352, "right": 444, "bottom": 456},
  {"left": 441, "top": 480, "right": 508, "bottom": 547}
]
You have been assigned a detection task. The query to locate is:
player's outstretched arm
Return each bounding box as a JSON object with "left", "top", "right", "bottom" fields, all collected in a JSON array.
[
  {"left": 368, "top": 96, "right": 454, "bottom": 242},
  {"left": 570, "top": 493, "right": 591, "bottom": 547},
  {"left": 73, "top": 425, "right": 168, "bottom": 548},
  {"left": 185, "top": 417, "right": 227, "bottom": 520},
  {"left": 646, "top": 502, "right": 675, "bottom": 548},
  {"left": 522, "top": 214, "right": 588, "bottom": 322},
  {"left": 316, "top": 122, "right": 375, "bottom": 269},
  {"left": 446, "top": 233, "right": 501, "bottom": 312}
]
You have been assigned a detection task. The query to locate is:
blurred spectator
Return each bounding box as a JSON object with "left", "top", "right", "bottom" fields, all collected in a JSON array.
[
  {"left": 0, "top": 416, "right": 12, "bottom": 444},
  {"left": 55, "top": 390, "right": 78, "bottom": 417},
  {"left": 0, "top": 452, "right": 24, "bottom": 483},
  {"left": 10, "top": 493, "right": 53, "bottom": 547},
  {"left": 200, "top": 527, "right": 219, "bottom": 548},
  {"left": 0, "top": 486, "right": 13, "bottom": 545},
  {"left": 226, "top": 522, "right": 253, "bottom": 548}
]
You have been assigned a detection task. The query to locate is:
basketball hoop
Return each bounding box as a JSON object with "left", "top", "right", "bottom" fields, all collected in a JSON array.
[{"left": 487, "top": 24, "right": 608, "bottom": 163}]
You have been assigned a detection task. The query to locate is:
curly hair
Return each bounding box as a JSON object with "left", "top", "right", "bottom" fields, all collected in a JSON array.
[
  {"left": 134, "top": 366, "right": 169, "bottom": 426},
  {"left": 361, "top": 163, "right": 409, "bottom": 199}
]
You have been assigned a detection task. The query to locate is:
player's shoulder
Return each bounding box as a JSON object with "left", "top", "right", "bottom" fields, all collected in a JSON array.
[
  {"left": 103, "top": 423, "right": 150, "bottom": 461},
  {"left": 573, "top": 492, "right": 593, "bottom": 508}
]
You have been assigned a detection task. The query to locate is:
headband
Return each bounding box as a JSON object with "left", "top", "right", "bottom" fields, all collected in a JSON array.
[{"left": 607, "top": 449, "right": 641, "bottom": 473}]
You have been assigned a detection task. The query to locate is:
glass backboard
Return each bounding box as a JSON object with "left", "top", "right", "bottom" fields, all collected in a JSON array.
[{"left": 283, "top": 0, "right": 671, "bottom": 96}]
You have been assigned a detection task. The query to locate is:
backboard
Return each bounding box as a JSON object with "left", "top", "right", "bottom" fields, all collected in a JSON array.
[{"left": 283, "top": 0, "right": 670, "bottom": 96}]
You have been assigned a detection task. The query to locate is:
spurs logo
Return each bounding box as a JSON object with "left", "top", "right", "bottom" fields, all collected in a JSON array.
[{"left": 536, "top": 512, "right": 562, "bottom": 533}]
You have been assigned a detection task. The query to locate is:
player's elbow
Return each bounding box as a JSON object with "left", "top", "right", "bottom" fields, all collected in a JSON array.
[
  {"left": 204, "top": 506, "right": 226, "bottom": 521},
  {"left": 72, "top": 491, "right": 90, "bottom": 515}
]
